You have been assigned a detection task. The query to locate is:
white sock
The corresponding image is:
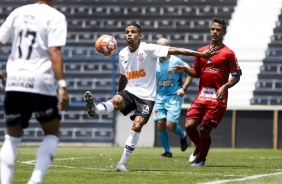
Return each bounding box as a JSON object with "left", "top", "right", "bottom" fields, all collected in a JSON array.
[
  {"left": 96, "top": 101, "right": 114, "bottom": 115},
  {"left": 0, "top": 134, "right": 22, "bottom": 184},
  {"left": 117, "top": 131, "right": 140, "bottom": 165},
  {"left": 29, "top": 135, "right": 59, "bottom": 183}
]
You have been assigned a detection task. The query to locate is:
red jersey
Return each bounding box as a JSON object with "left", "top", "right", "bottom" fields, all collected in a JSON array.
[{"left": 192, "top": 44, "right": 241, "bottom": 107}]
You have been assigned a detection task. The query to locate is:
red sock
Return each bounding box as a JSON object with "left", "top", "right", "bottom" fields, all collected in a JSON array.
[
  {"left": 187, "top": 128, "right": 200, "bottom": 148},
  {"left": 198, "top": 136, "right": 211, "bottom": 160}
]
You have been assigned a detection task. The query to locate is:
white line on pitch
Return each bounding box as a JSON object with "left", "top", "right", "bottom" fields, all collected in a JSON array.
[
  {"left": 199, "top": 172, "right": 282, "bottom": 184},
  {"left": 19, "top": 157, "right": 247, "bottom": 176}
]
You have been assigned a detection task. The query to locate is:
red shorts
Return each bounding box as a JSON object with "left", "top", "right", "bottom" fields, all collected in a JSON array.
[{"left": 186, "top": 102, "right": 226, "bottom": 128}]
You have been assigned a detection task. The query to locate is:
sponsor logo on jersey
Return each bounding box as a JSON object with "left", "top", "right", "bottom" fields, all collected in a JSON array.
[
  {"left": 205, "top": 68, "right": 218, "bottom": 74},
  {"left": 198, "top": 87, "right": 217, "bottom": 101},
  {"left": 126, "top": 69, "right": 146, "bottom": 80},
  {"left": 158, "top": 80, "right": 174, "bottom": 87},
  {"left": 7, "top": 76, "right": 35, "bottom": 89}
]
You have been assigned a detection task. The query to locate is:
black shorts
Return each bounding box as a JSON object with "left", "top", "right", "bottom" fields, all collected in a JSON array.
[
  {"left": 118, "top": 90, "right": 155, "bottom": 122},
  {"left": 4, "top": 91, "right": 61, "bottom": 129}
]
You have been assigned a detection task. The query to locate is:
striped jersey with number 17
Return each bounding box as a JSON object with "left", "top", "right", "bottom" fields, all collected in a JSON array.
[{"left": 0, "top": 3, "right": 67, "bottom": 96}]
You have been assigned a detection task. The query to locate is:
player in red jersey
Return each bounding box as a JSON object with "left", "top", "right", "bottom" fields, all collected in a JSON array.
[{"left": 173, "top": 17, "right": 242, "bottom": 166}]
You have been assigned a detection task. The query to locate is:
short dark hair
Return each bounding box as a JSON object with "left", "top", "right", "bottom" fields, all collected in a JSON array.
[
  {"left": 125, "top": 22, "right": 142, "bottom": 33},
  {"left": 213, "top": 17, "right": 227, "bottom": 31}
]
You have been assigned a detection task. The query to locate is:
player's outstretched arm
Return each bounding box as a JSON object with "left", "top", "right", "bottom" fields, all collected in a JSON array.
[
  {"left": 168, "top": 45, "right": 219, "bottom": 59},
  {"left": 173, "top": 65, "right": 199, "bottom": 78}
]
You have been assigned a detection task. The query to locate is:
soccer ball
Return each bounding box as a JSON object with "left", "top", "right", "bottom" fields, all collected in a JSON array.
[{"left": 95, "top": 35, "right": 117, "bottom": 56}]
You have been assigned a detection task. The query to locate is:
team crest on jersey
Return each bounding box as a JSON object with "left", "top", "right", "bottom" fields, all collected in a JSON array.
[
  {"left": 137, "top": 53, "right": 144, "bottom": 62},
  {"left": 142, "top": 105, "right": 150, "bottom": 114},
  {"left": 167, "top": 71, "right": 173, "bottom": 77},
  {"left": 207, "top": 59, "right": 213, "bottom": 66}
]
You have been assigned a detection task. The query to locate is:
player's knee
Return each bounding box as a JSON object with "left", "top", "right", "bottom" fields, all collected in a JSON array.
[
  {"left": 199, "top": 124, "right": 212, "bottom": 136},
  {"left": 132, "top": 125, "right": 142, "bottom": 132},
  {"left": 185, "top": 126, "right": 195, "bottom": 133},
  {"left": 40, "top": 118, "right": 60, "bottom": 136},
  {"left": 156, "top": 120, "right": 166, "bottom": 131},
  {"left": 185, "top": 121, "right": 197, "bottom": 132},
  {"left": 166, "top": 122, "right": 176, "bottom": 132},
  {"left": 132, "top": 117, "right": 146, "bottom": 132},
  {"left": 111, "top": 95, "right": 125, "bottom": 109}
]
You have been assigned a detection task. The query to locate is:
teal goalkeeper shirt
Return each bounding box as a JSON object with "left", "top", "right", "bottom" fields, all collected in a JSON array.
[{"left": 156, "top": 55, "right": 189, "bottom": 96}]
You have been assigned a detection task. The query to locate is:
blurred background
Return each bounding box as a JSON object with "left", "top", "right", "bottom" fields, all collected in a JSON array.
[{"left": 0, "top": 0, "right": 281, "bottom": 149}]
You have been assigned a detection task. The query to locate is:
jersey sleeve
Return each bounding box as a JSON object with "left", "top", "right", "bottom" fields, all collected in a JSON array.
[
  {"left": 119, "top": 53, "right": 125, "bottom": 75},
  {"left": 228, "top": 51, "right": 242, "bottom": 77},
  {"left": 47, "top": 14, "right": 67, "bottom": 47},
  {"left": 192, "top": 56, "right": 201, "bottom": 75},
  {"left": 0, "top": 9, "right": 18, "bottom": 44},
  {"left": 145, "top": 43, "right": 169, "bottom": 58}
]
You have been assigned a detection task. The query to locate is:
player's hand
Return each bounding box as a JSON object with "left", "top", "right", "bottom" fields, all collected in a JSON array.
[
  {"left": 201, "top": 45, "right": 219, "bottom": 60},
  {"left": 173, "top": 65, "right": 185, "bottom": 73},
  {"left": 58, "top": 87, "right": 69, "bottom": 111},
  {"left": 176, "top": 88, "right": 185, "bottom": 97},
  {"left": 216, "top": 86, "right": 226, "bottom": 101}
]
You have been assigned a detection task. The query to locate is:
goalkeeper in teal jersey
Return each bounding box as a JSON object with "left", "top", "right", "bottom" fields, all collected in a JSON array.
[{"left": 154, "top": 38, "right": 193, "bottom": 158}]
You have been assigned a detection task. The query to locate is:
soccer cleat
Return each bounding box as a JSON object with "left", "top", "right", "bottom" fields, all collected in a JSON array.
[
  {"left": 191, "top": 158, "right": 206, "bottom": 167},
  {"left": 84, "top": 91, "right": 96, "bottom": 117},
  {"left": 116, "top": 164, "right": 128, "bottom": 172},
  {"left": 160, "top": 151, "right": 172, "bottom": 158},
  {"left": 189, "top": 148, "right": 199, "bottom": 163},
  {"left": 27, "top": 180, "right": 42, "bottom": 184},
  {"left": 180, "top": 135, "right": 189, "bottom": 151}
]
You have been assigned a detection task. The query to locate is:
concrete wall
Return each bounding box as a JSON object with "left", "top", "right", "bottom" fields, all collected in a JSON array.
[
  {"left": 114, "top": 111, "right": 155, "bottom": 147},
  {"left": 114, "top": 106, "right": 282, "bottom": 149},
  {"left": 154, "top": 106, "right": 282, "bottom": 149}
]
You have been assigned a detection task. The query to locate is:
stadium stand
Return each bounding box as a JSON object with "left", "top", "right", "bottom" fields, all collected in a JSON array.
[
  {"left": 223, "top": 0, "right": 282, "bottom": 106},
  {"left": 0, "top": 0, "right": 239, "bottom": 143},
  {"left": 251, "top": 7, "right": 282, "bottom": 105}
]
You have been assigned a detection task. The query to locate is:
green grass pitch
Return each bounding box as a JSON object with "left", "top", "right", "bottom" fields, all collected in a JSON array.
[{"left": 12, "top": 147, "right": 282, "bottom": 184}]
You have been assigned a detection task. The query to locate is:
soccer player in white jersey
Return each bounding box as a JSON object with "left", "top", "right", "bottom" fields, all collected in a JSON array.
[
  {"left": 84, "top": 22, "right": 218, "bottom": 172},
  {"left": 0, "top": 1, "right": 69, "bottom": 184},
  {"left": 154, "top": 38, "right": 193, "bottom": 158}
]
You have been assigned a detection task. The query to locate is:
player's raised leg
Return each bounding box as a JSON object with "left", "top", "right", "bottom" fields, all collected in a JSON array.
[
  {"left": 84, "top": 91, "right": 97, "bottom": 117},
  {"left": 84, "top": 91, "right": 115, "bottom": 117}
]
